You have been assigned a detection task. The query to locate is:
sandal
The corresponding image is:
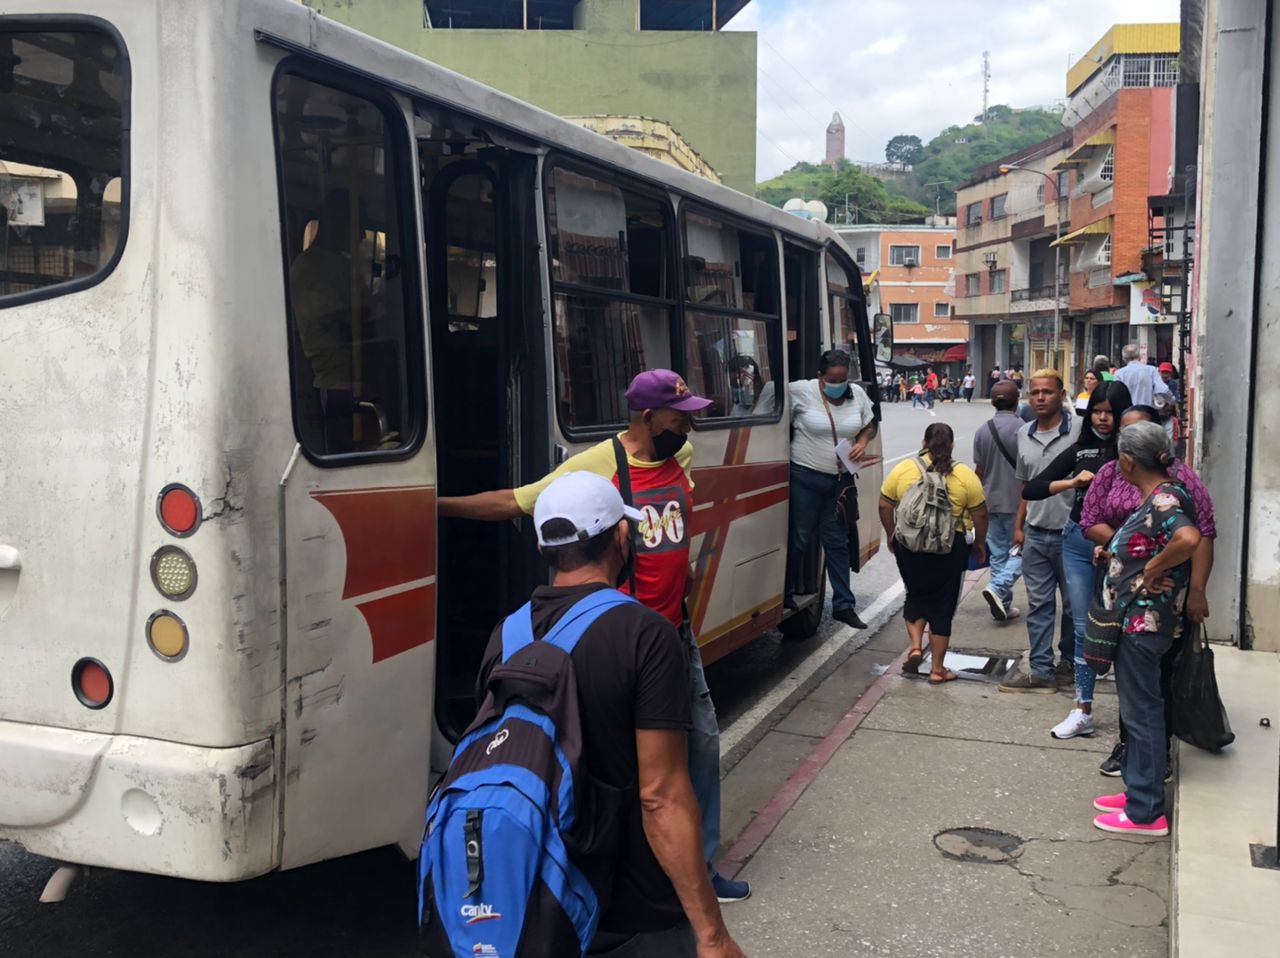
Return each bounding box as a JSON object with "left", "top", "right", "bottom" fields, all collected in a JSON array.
[
  {"left": 904, "top": 649, "right": 924, "bottom": 673},
  {"left": 928, "top": 669, "right": 959, "bottom": 685}
]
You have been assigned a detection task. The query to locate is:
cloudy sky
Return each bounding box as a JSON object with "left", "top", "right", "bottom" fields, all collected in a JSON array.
[{"left": 727, "top": 0, "right": 1181, "bottom": 182}]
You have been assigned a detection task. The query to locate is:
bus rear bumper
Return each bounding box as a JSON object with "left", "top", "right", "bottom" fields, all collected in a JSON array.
[{"left": 0, "top": 721, "right": 277, "bottom": 881}]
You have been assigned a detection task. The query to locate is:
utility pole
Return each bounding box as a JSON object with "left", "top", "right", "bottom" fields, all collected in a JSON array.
[{"left": 981, "top": 51, "right": 991, "bottom": 123}]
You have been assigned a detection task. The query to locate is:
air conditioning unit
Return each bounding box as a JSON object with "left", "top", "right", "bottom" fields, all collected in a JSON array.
[{"left": 904, "top": 258, "right": 918, "bottom": 268}]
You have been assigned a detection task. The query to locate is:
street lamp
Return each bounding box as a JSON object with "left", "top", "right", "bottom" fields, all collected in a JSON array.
[{"left": 1000, "top": 163, "right": 1064, "bottom": 372}]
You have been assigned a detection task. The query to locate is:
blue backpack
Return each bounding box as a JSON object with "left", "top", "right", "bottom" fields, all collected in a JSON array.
[{"left": 418, "top": 589, "right": 638, "bottom": 958}]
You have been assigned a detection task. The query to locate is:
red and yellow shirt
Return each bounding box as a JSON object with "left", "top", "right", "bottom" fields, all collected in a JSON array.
[{"left": 514, "top": 436, "right": 695, "bottom": 626}]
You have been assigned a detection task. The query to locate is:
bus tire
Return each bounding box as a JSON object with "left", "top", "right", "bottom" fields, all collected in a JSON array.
[{"left": 779, "top": 575, "right": 825, "bottom": 641}]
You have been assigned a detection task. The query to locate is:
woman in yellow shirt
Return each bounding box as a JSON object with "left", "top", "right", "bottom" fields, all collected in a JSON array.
[{"left": 879, "top": 423, "right": 989, "bottom": 684}]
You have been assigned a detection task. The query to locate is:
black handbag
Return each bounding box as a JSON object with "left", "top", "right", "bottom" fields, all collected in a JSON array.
[{"left": 1170, "top": 625, "right": 1236, "bottom": 751}]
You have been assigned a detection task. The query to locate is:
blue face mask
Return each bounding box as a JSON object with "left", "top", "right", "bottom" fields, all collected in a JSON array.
[{"left": 823, "top": 382, "right": 849, "bottom": 400}]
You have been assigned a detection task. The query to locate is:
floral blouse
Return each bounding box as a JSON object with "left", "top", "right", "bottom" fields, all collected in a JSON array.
[
  {"left": 1080, "top": 459, "right": 1216, "bottom": 538},
  {"left": 1100, "top": 482, "right": 1198, "bottom": 638}
]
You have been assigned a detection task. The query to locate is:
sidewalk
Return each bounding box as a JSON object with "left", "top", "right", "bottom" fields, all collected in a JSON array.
[{"left": 718, "top": 571, "right": 1169, "bottom": 958}]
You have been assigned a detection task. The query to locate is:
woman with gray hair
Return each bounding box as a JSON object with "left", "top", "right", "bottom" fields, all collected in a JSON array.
[{"left": 1089, "top": 420, "right": 1201, "bottom": 837}]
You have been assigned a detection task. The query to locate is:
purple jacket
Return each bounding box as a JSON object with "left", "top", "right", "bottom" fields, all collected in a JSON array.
[{"left": 1079, "top": 459, "right": 1217, "bottom": 538}]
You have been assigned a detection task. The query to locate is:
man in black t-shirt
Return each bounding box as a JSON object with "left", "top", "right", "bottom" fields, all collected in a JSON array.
[{"left": 475, "top": 472, "right": 746, "bottom": 958}]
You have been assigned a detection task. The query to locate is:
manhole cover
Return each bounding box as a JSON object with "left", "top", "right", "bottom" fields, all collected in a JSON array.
[{"left": 934, "top": 827, "right": 1025, "bottom": 863}]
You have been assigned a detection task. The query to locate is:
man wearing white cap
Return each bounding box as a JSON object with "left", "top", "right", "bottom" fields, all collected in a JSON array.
[{"left": 474, "top": 472, "right": 746, "bottom": 958}]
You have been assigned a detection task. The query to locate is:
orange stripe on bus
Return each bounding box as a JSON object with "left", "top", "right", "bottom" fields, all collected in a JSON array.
[
  {"left": 355, "top": 584, "right": 436, "bottom": 663},
  {"left": 311, "top": 487, "right": 437, "bottom": 599}
]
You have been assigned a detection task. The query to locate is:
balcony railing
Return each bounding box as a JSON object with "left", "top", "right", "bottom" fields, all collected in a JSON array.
[{"left": 1011, "top": 284, "right": 1064, "bottom": 302}]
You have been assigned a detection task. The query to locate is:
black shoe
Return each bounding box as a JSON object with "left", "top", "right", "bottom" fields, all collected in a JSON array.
[
  {"left": 832, "top": 608, "right": 867, "bottom": 630},
  {"left": 1100, "top": 741, "right": 1124, "bottom": 777}
]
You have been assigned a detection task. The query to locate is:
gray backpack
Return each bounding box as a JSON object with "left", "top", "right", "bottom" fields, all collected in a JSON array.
[{"left": 893, "top": 456, "right": 956, "bottom": 554}]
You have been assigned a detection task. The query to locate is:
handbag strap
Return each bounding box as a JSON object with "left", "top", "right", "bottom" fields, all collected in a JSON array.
[
  {"left": 818, "top": 384, "right": 847, "bottom": 475},
  {"left": 986, "top": 419, "right": 1017, "bottom": 468},
  {"left": 611, "top": 436, "right": 638, "bottom": 597}
]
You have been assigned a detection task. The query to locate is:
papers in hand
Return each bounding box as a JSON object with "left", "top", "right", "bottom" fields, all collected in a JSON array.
[{"left": 834, "top": 439, "right": 862, "bottom": 475}]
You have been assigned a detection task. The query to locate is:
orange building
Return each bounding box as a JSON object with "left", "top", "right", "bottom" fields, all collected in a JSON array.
[{"left": 836, "top": 220, "right": 967, "bottom": 374}]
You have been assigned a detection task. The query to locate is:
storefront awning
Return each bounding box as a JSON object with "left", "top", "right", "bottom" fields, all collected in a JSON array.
[
  {"left": 942, "top": 344, "right": 968, "bottom": 362},
  {"left": 1051, "top": 216, "right": 1113, "bottom": 247},
  {"left": 1055, "top": 129, "right": 1115, "bottom": 168}
]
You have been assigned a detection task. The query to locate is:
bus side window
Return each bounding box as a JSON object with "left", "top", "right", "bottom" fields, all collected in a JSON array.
[
  {"left": 546, "top": 166, "right": 675, "bottom": 435},
  {"left": 682, "top": 211, "right": 782, "bottom": 422},
  {"left": 273, "top": 72, "right": 423, "bottom": 459},
  {"left": 825, "top": 251, "right": 868, "bottom": 382}
]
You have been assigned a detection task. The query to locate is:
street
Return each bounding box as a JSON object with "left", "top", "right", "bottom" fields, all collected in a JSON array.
[{"left": 0, "top": 398, "right": 995, "bottom": 958}]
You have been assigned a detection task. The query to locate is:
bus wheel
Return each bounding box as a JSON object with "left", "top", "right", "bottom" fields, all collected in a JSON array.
[{"left": 778, "top": 576, "right": 825, "bottom": 640}]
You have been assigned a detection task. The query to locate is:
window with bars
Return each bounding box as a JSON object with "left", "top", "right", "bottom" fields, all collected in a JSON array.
[
  {"left": 1099, "top": 235, "right": 1112, "bottom": 266},
  {"left": 935, "top": 245, "right": 952, "bottom": 260},
  {"left": 1121, "top": 52, "right": 1178, "bottom": 88},
  {"left": 965, "top": 273, "right": 981, "bottom": 296},
  {"left": 1100, "top": 147, "right": 1114, "bottom": 182},
  {"left": 989, "top": 270, "right": 1007, "bottom": 294},
  {"left": 989, "top": 193, "right": 1008, "bottom": 219},
  {"left": 965, "top": 201, "right": 983, "bottom": 227},
  {"left": 1036, "top": 182, "right": 1046, "bottom": 206},
  {"left": 889, "top": 303, "right": 919, "bottom": 324},
  {"left": 934, "top": 301, "right": 951, "bottom": 318},
  {"left": 855, "top": 247, "right": 866, "bottom": 264},
  {"left": 1057, "top": 171, "right": 1070, "bottom": 198}
]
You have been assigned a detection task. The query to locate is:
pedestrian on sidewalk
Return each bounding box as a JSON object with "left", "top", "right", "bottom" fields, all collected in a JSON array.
[
  {"left": 1022, "top": 381, "right": 1132, "bottom": 740},
  {"left": 1091, "top": 421, "right": 1201, "bottom": 838},
  {"left": 962, "top": 369, "right": 976, "bottom": 402},
  {"left": 972, "top": 381, "right": 1026, "bottom": 623},
  {"left": 472, "top": 473, "right": 748, "bottom": 956},
  {"left": 988, "top": 365, "right": 1003, "bottom": 396},
  {"left": 1094, "top": 354, "right": 1117, "bottom": 382},
  {"left": 785, "top": 349, "right": 878, "bottom": 630},
  {"left": 1080, "top": 404, "right": 1217, "bottom": 777},
  {"left": 999, "top": 369, "right": 1081, "bottom": 694},
  {"left": 879, "top": 423, "right": 988, "bottom": 685},
  {"left": 911, "top": 378, "right": 924, "bottom": 408},
  {"left": 437, "top": 369, "right": 750, "bottom": 903},
  {"left": 1114, "top": 343, "right": 1172, "bottom": 407},
  {"left": 1075, "top": 369, "right": 1101, "bottom": 416},
  {"left": 924, "top": 368, "right": 938, "bottom": 409}
]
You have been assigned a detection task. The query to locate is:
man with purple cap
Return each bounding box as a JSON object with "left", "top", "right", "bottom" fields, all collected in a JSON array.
[{"left": 439, "top": 368, "right": 750, "bottom": 904}]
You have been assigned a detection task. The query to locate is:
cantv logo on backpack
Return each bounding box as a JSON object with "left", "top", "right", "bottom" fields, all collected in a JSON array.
[
  {"left": 461, "top": 903, "right": 501, "bottom": 924},
  {"left": 485, "top": 728, "right": 509, "bottom": 755}
]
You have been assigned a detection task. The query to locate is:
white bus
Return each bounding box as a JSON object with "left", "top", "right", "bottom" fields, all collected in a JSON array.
[{"left": 0, "top": 0, "right": 891, "bottom": 883}]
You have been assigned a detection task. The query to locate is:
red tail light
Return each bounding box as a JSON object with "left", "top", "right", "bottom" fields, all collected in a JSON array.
[
  {"left": 72, "top": 658, "right": 113, "bottom": 709},
  {"left": 157, "top": 484, "right": 201, "bottom": 537}
]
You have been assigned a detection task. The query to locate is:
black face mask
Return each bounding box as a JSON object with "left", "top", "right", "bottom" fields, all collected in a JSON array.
[
  {"left": 614, "top": 538, "right": 636, "bottom": 590},
  {"left": 651, "top": 429, "right": 688, "bottom": 461}
]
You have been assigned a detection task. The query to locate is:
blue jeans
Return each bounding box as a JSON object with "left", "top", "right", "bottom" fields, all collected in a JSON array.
[
  {"left": 1062, "top": 521, "right": 1099, "bottom": 704},
  {"left": 986, "top": 512, "right": 1022, "bottom": 608},
  {"left": 682, "top": 622, "right": 721, "bottom": 865},
  {"left": 1114, "top": 631, "right": 1174, "bottom": 823},
  {"left": 926, "top": 388, "right": 936, "bottom": 409},
  {"left": 786, "top": 464, "right": 857, "bottom": 613},
  {"left": 1023, "top": 526, "right": 1073, "bottom": 680}
]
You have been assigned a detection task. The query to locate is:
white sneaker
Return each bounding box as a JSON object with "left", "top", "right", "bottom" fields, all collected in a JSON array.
[
  {"left": 1050, "top": 708, "right": 1096, "bottom": 740},
  {"left": 982, "top": 586, "right": 1008, "bottom": 621}
]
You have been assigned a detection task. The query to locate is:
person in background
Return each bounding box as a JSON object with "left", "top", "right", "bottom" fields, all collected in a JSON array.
[
  {"left": 1080, "top": 404, "right": 1216, "bottom": 778},
  {"left": 1011, "top": 367, "right": 1026, "bottom": 394},
  {"left": 786, "top": 349, "right": 878, "bottom": 631},
  {"left": 1075, "top": 369, "right": 1101, "bottom": 415},
  {"left": 880, "top": 423, "right": 988, "bottom": 684},
  {"left": 473, "top": 472, "right": 747, "bottom": 958},
  {"left": 974, "top": 381, "right": 1026, "bottom": 622},
  {"left": 924, "top": 367, "right": 939, "bottom": 409},
  {"left": 989, "top": 365, "right": 1003, "bottom": 396},
  {"left": 1094, "top": 354, "right": 1117, "bottom": 382},
  {"left": 727, "top": 354, "right": 776, "bottom": 419},
  {"left": 999, "top": 369, "right": 1081, "bottom": 694},
  {"left": 1090, "top": 421, "right": 1201, "bottom": 838},
  {"left": 962, "top": 368, "right": 977, "bottom": 403},
  {"left": 1023, "top": 381, "right": 1132, "bottom": 739},
  {"left": 1114, "top": 343, "right": 1172, "bottom": 407},
  {"left": 437, "top": 369, "right": 750, "bottom": 904},
  {"left": 911, "top": 377, "right": 925, "bottom": 408},
  {"left": 1158, "top": 362, "right": 1181, "bottom": 403}
]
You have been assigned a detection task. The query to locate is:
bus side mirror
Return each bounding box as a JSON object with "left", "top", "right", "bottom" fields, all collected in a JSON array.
[{"left": 873, "top": 313, "right": 894, "bottom": 363}]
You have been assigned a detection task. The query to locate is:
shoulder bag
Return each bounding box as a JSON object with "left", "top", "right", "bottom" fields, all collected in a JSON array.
[{"left": 819, "top": 387, "right": 862, "bottom": 572}]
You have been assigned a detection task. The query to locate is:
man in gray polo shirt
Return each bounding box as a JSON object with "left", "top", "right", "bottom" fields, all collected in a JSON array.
[{"left": 999, "top": 369, "right": 1080, "bottom": 693}]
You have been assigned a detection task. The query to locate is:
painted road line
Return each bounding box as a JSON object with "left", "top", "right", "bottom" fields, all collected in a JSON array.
[{"left": 718, "top": 580, "right": 906, "bottom": 759}]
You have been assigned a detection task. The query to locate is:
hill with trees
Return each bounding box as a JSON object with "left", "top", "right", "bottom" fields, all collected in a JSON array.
[{"left": 756, "top": 104, "right": 1065, "bottom": 222}]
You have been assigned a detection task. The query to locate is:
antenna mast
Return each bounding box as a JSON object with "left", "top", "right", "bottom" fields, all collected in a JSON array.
[{"left": 981, "top": 51, "right": 991, "bottom": 122}]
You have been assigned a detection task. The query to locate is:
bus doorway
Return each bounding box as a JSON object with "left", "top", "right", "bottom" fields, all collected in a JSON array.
[{"left": 421, "top": 116, "right": 545, "bottom": 741}]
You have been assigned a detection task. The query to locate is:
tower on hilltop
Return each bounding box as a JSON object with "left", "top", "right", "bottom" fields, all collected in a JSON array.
[{"left": 825, "top": 111, "right": 845, "bottom": 167}]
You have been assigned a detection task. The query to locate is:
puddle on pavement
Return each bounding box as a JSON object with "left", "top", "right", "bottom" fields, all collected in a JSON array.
[
  {"left": 904, "top": 649, "right": 1018, "bottom": 682},
  {"left": 934, "top": 827, "right": 1025, "bottom": 864}
]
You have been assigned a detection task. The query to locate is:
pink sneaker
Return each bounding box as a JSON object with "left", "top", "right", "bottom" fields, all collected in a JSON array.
[
  {"left": 1093, "top": 811, "right": 1168, "bottom": 836},
  {"left": 1093, "top": 793, "right": 1126, "bottom": 812}
]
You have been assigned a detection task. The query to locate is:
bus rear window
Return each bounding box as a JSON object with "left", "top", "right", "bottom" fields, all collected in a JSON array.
[{"left": 0, "top": 26, "right": 127, "bottom": 305}]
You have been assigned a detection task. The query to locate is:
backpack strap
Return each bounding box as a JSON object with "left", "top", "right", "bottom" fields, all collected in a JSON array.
[
  {"left": 986, "top": 419, "right": 1017, "bottom": 468},
  {"left": 500, "top": 589, "right": 640, "bottom": 663},
  {"left": 611, "top": 436, "right": 639, "bottom": 597}
]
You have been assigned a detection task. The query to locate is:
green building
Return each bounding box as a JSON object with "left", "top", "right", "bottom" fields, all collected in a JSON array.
[{"left": 305, "top": 0, "right": 758, "bottom": 193}]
